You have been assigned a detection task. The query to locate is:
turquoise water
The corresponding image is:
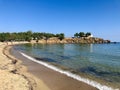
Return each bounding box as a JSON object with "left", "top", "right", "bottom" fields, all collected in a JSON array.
[{"left": 14, "top": 43, "right": 120, "bottom": 88}]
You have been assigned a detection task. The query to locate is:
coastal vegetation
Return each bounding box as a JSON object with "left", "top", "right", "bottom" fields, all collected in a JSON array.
[
  {"left": 0, "top": 31, "right": 110, "bottom": 44},
  {"left": 74, "top": 32, "right": 92, "bottom": 37},
  {"left": 0, "top": 31, "right": 65, "bottom": 42}
]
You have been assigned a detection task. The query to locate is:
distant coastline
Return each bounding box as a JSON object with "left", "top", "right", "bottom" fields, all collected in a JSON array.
[{"left": 0, "top": 31, "right": 111, "bottom": 44}]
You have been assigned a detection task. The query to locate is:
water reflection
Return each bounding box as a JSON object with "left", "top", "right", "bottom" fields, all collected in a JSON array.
[{"left": 90, "top": 44, "right": 93, "bottom": 53}]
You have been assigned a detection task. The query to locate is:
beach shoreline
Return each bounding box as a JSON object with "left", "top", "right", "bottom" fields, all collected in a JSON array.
[
  {"left": 8, "top": 42, "right": 98, "bottom": 90},
  {"left": 1, "top": 41, "right": 119, "bottom": 90}
]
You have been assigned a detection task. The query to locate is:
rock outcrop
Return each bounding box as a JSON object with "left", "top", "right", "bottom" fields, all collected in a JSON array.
[{"left": 36, "top": 37, "right": 110, "bottom": 44}]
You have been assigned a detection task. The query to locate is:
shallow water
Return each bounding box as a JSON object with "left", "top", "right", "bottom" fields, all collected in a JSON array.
[{"left": 14, "top": 43, "right": 120, "bottom": 88}]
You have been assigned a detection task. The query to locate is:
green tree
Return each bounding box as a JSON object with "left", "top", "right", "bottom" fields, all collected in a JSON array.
[
  {"left": 0, "top": 31, "right": 65, "bottom": 42},
  {"left": 86, "top": 32, "right": 91, "bottom": 37},
  {"left": 79, "top": 32, "right": 85, "bottom": 37},
  {"left": 25, "top": 30, "right": 33, "bottom": 42},
  {"left": 0, "top": 33, "right": 5, "bottom": 42},
  {"left": 74, "top": 33, "right": 79, "bottom": 37},
  {"left": 56, "top": 33, "right": 64, "bottom": 40}
]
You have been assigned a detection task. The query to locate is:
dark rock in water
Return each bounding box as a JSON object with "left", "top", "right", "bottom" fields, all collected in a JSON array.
[
  {"left": 113, "top": 42, "right": 117, "bottom": 44},
  {"left": 34, "top": 57, "right": 57, "bottom": 63},
  {"left": 80, "top": 66, "right": 96, "bottom": 73},
  {"left": 80, "top": 66, "right": 120, "bottom": 76},
  {"left": 79, "top": 66, "right": 120, "bottom": 82},
  {"left": 60, "top": 55, "right": 70, "bottom": 59}
]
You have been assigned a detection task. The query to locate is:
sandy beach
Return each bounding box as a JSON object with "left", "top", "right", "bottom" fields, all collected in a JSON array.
[
  {"left": 0, "top": 41, "right": 98, "bottom": 90},
  {"left": 0, "top": 42, "right": 50, "bottom": 90}
]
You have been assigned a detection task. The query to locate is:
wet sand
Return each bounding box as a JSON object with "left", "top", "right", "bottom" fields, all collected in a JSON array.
[{"left": 10, "top": 45, "right": 98, "bottom": 90}]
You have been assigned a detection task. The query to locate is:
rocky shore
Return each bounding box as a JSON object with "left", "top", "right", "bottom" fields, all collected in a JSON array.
[{"left": 32, "top": 37, "right": 111, "bottom": 44}]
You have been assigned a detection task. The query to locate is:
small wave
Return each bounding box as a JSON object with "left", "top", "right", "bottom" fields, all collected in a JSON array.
[{"left": 20, "top": 52, "right": 119, "bottom": 90}]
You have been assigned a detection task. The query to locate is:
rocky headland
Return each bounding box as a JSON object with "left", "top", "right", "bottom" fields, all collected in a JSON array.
[{"left": 32, "top": 37, "right": 111, "bottom": 44}]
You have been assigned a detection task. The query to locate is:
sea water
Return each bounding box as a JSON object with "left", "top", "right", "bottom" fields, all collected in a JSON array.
[{"left": 14, "top": 43, "right": 120, "bottom": 89}]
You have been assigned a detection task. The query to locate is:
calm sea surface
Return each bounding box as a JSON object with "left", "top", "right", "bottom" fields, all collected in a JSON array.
[{"left": 14, "top": 43, "right": 120, "bottom": 88}]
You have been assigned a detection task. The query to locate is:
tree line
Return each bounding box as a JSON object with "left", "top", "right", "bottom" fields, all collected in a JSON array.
[
  {"left": 0, "top": 31, "right": 65, "bottom": 42},
  {"left": 74, "top": 32, "right": 92, "bottom": 38}
]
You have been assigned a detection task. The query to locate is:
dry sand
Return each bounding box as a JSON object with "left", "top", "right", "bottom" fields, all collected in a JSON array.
[{"left": 0, "top": 42, "right": 50, "bottom": 90}]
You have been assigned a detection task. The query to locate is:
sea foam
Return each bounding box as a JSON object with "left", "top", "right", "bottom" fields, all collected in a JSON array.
[{"left": 20, "top": 52, "right": 119, "bottom": 90}]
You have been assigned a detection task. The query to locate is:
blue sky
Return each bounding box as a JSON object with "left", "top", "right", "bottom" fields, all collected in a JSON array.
[{"left": 0, "top": 0, "right": 120, "bottom": 41}]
